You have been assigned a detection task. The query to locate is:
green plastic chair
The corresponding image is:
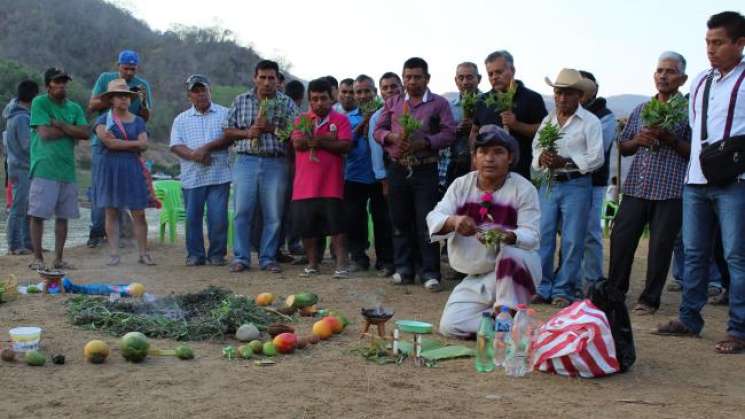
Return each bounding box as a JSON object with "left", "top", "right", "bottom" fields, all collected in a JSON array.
[
  {"left": 601, "top": 198, "right": 620, "bottom": 237},
  {"left": 154, "top": 180, "right": 186, "bottom": 243}
]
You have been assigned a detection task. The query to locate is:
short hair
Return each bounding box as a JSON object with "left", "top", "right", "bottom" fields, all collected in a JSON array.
[
  {"left": 285, "top": 80, "right": 305, "bottom": 101},
  {"left": 339, "top": 78, "right": 354, "bottom": 87},
  {"left": 17, "top": 79, "right": 39, "bottom": 103},
  {"left": 324, "top": 75, "right": 338, "bottom": 89},
  {"left": 707, "top": 11, "right": 745, "bottom": 42},
  {"left": 484, "top": 50, "right": 515, "bottom": 69},
  {"left": 657, "top": 51, "right": 687, "bottom": 74},
  {"left": 354, "top": 74, "right": 375, "bottom": 86},
  {"left": 379, "top": 72, "right": 402, "bottom": 85},
  {"left": 308, "top": 78, "right": 332, "bottom": 98},
  {"left": 278, "top": 72, "right": 285, "bottom": 83},
  {"left": 456, "top": 62, "right": 480, "bottom": 75},
  {"left": 403, "top": 57, "right": 429, "bottom": 76},
  {"left": 254, "top": 60, "right": 279, "bottom": 76}
]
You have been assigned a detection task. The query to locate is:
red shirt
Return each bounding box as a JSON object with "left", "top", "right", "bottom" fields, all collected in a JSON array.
[{"left": 291, "top": 110, "right": 352, "bottom": 200}]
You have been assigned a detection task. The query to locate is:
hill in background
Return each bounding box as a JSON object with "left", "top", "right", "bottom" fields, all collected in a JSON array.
[{"left": 0, "top": 0, "right": 292, "bottom": 145}]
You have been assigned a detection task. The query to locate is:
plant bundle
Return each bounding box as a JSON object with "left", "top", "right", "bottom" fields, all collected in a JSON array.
[
  {"left": 483, "top": 80, "right": 517, "bottom": 114},
  {"left": 66, "top": 286, "right": 286, "bottom": 342},
  {"left": 294, "top": 114, "right": 320, "bottom": 162},
  {"left": 461, "top": 91, "right": 479, "bottom": 119},
  {"left": 398, "top": 102, "right": 423, "bottom": 174},
  {"left": 250, "top": 98, "right": 276, "bottom": 150},
  {"left": 535, "top": 121, "right": 564, "bottom": 192},
  {"left": 641, "top": 94, "right": 688, "bottom": 132},
  {"left": 359, "top": 96, "right": 384, "bottom": 117}
]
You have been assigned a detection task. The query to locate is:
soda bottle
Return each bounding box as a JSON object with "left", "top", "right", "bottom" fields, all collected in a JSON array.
[
  {"left": 474, "top": 312, "right": 495, "bottom": 373},
  {"left": 505, "top": 304, "right": 530, "bottom": 377},
  {"left": 493, "top": 305, "right": 513, "bottom": 368}
]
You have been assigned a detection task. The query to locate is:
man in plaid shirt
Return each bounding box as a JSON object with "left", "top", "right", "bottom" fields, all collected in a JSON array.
[
  {"left": 607, "top": 51, "right": 691, "bottom": 314},
  {"left": 223, "top": 60, "right": 299, "bottom": 273}
]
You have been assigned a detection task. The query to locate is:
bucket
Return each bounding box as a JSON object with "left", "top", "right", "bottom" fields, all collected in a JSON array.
[{"left": 9, "top": 327, "right": 42, "bottom": 352}]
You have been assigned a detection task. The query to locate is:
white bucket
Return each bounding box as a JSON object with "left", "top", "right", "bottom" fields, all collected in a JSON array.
[{"left": 9, "top": 327, "right": 42, "bottom": 352}]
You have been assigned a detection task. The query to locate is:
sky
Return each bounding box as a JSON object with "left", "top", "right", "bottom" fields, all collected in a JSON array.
[{"left": 115, "top": 0, "right": 741, "bottom": 97}]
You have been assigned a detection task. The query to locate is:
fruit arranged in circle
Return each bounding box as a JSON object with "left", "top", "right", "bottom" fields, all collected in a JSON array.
[
  {"left": 312, "top": 320, "right": 334, "bottom": 340},
  {"left": 84, "top": 340, "right": 110, "bottom": 364},
  {"left": 255, "top": 293, "right": 274, "bottom": 306},
  {"left": 273, "top": 333, "right": 298, "bottom": 354},
  {"left": 262, "top": 342, "right": 278, "bottom": 357},
  {"left": 322, "top": 316, "right": 343, "bottom": 334}
]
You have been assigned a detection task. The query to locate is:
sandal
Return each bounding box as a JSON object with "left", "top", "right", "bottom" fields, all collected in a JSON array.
[
  {"left": 229, "top": 262, "right": 248, "bottom": 273},
  {"left": 52, "top": 260, "right": 76, "bottom": 270},
  {"left": 709, "top": 290, "right": 729, "bottom": 306},
  {"left": 652, "top": 319, "right": 699, "bottom": 337},
  {"left": 262, "top": 263, "right": 282, "bottom": 274},
  {"left": 299, "top": 266, "right": 320, "bottom": 278},
  {"left": 138, "top": 254, "right": 156, "bottom": 266},
  {"left": 28, "top": 260, "right": 46, "bottom": 271},
  {"left": 552, "top": 297, "right": 571, "bottom": 309},
  {"left": 714, "top": 336, "right": 745, "bottom": 354},
  {"left": 106, "top": 255, "right": 121, "bottom": 267},
  {"left": 633, "top": 303, "right": 657, "bottom": 316},
  {"left": 530, "top": 294, "right": 551, "bottom": 305}
]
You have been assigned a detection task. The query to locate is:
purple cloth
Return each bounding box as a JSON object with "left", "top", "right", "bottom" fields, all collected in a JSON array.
[{"left": 373, "top": 90, "right": 456, "bottom": 161}]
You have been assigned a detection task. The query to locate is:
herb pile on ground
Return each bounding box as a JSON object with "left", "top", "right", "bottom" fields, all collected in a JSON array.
[{"left": 66, "top": 287, "right": 286, "bottom": 341}]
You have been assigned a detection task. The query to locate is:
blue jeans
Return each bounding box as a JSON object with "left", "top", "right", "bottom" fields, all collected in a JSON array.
[
  {"left": 538, "top": 176, "right": 593, "bottom": 301},
  {"left": 672, "top": 233, "right": 722, "bottom": 288},
  {"left": 6, "top": 168, "right": 32, "bottom": 251},
  {"left": 582, "top": 186, "right": 606, "bottom": 285},
  {"left": 183, "top": 182, "right": 230, "bottom": 262},
  {"left": 232, "top": 155, "right": 288, "bottom": 268},
  {"left": 680, "top": 183, "right": 745, "bottom": 338},
  {"left": 89, "top": 142, "right": 105, "bottom": 239}
]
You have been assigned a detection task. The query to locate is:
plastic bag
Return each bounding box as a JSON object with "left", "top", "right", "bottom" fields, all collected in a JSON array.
[{"left": 587, "top": 280, "right": 636, "bottom": 372}]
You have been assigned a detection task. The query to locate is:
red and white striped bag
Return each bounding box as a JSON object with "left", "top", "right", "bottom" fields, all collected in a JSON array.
[{"left": 530, "top": 300, "right": 620, "bottom": 378}]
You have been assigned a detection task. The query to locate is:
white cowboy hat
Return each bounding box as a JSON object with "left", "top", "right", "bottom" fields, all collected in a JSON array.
[{"left": 545, "top": 68, "right": 597, "bottom": 96}]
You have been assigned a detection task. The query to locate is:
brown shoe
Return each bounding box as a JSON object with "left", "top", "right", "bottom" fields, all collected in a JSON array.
[{"left": 652, "top": 319, "right": 699, "bottom": 337}]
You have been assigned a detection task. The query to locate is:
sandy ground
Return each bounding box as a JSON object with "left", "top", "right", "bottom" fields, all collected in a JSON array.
[{"left": 1, "top": 238, "right": 743, "bottom": 419}]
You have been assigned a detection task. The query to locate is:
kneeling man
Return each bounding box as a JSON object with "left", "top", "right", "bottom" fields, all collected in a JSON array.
[{"left": 428, "top": 125, "right": 541, "bottom": 338}]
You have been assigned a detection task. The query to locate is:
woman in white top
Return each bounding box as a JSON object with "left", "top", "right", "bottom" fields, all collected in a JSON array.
[{"left": 427, "top": 125, "right": 541, "bottom": 338}]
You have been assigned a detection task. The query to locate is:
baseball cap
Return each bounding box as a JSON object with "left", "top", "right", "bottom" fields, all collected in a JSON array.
[
  {"left": 186, "top": 74, "right": 210, "bottom": 90},
  {"left": 117, "top": 50, "right": 140, "bottom": 66},
  {"left": 44, "top": 67, "right": 72, "bottom": 85},
  {"left": 475, "top": 124, "right": 520, "bottom": 167}
]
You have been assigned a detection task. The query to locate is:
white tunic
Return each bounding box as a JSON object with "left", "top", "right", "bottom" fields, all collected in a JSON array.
[{"left": 427, "top": 171, "right": 542, "bottom": 337}]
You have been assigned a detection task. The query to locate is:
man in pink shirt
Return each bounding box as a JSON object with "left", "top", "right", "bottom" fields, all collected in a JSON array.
[{"left": 290, "top": 78, "right": 353, "bottom": 278}]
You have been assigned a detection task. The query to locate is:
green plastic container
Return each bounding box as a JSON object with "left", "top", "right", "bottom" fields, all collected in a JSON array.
[{"left": 396, "top": 320, "right": 433, "bottom": 334}]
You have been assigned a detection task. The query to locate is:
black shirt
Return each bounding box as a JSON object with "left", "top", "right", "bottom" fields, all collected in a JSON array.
[{"left": 473, "top": 80, "right": 548, "bottom": 178}]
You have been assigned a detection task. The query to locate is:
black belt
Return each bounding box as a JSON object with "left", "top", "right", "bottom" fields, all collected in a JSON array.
[
  {"left": 553, "top": 172, "right": 588, "bottom": 182},
  {"left": 392, "top": 156, "right": 439, "bottom": 168}
]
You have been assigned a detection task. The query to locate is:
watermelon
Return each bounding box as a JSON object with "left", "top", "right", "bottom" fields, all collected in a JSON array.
[
  {"left": 285, "top": 292, "right": 319, "bottom": 309},
  {"left": 120, "top": 332, "right": 150, "bottom": 363}
]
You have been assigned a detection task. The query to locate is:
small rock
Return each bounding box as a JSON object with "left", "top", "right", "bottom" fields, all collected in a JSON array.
[{"left": 235, "top": 323, "right": 260, "bottom": 342}]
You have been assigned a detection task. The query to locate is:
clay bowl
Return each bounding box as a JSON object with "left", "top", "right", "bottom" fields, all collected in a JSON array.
[{"left": 361, "top": 307, "right": 395, "bottom": 325}]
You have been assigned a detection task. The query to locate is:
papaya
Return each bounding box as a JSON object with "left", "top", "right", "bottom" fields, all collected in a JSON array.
[{"left": 285, "top": 292, "right": 318, "bottom": 309}]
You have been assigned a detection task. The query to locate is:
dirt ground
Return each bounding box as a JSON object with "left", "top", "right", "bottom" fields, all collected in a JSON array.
[{"left": 1, "top": 238, "right": 743, "bottom": 419}]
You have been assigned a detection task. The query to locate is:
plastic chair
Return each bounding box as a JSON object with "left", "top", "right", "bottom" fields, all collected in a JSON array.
[
  {"left": 601, "top": 198, "right": 620, "bottom": 237},
  {"left": 154, "top": 180, "right": 186, "bottom": 243}
]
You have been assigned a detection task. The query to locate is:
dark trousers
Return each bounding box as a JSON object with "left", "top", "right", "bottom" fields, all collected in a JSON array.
[
  {"left": 387, "top": 162, "right": 441, "bottom": 280},
  {"left": 608, "top": 196, "right": 682, "bottom": 308},
  {"left": 343, "top": 180, "right": 394, "bottom": 269}
]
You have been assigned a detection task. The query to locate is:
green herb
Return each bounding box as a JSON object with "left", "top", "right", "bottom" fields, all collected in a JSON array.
[
  {"left": 480, "top": 229, "right": 505, "bottom": 252},
  {"left": 461, "top": 91, "right": 478, "bottom": 119},
  {"left": 359, "top": 96, "right": 384, "bottom": 117},
  {"left": 483, "top": 81, "right": 517, "bottom": 114},
  {"left": 294, "top": 114, "right": 320, "bottom": 162},
  {"left": 641, "top": 94, "right": 687, "bottom": 132},
  {"left": 535, "top": 121, "right": 564, "bottom": 192},
  {"left": 66, "top": 287, "right": 286, "bottom": 341}
]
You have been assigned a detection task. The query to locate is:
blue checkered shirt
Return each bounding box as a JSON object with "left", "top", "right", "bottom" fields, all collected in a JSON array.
[
  {"left": 170, "top": 103, "right": 232, "bottom": 189},
  {"left": 223, "top": 89, "right": 299, "bottom": 155},
  {"left": 620, "top": 95, "right": 691, "bottom": 200}
]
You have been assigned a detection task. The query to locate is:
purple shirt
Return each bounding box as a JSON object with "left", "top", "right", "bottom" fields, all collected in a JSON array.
[{"left": 373, "top": 90, "right": 456, "bottom": 161}]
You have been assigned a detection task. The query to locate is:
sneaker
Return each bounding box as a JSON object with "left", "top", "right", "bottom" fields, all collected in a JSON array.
[
  {"left": 423, "top": 278, "right": 442, "bottom": 292},
  {"left": 667, "top": 281, "right": 683, "bottom": 292},
  {"left": 299, "top": 266, "right": 320, "bottom": 278},
  {"left": 333, "top": 269, "right": 351, "bottom": 279},
  {"left": 349, "top": 261, "right": 369, "bottom": 273},
  {"left": 207, "top": 257, "right": 227, "bottom": 266},
  {"left": 186, "top": 257, "right": 206, "bottom": 267},
  {"left": 391, "top": 272, "right": 413, "bottom": 285}
]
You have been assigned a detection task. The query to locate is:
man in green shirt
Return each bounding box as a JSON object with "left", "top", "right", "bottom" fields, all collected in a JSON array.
[{"left": 28, "top": 68, "right": 90, "bottom": 270}]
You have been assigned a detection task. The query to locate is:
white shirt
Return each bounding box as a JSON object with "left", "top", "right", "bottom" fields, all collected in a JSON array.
[
  {"left": 531, "top": 106, "right": 604, "bottom": 174},
  {"left": 169, "top": 103, "right": 231, "bottom": 189},
  {"left": 686, "top": 57, "right": 745, "bottom": 184}
]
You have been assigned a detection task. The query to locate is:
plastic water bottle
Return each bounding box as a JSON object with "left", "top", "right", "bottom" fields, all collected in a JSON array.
[
  {"left": 474, "top": 312, "right": 495, "bottom": 373},
  {"left": 505, "top": 304, "right": 531, "bottom": 377},
  {"left": 493, "top": 306, "right": 513, "bottom": 368}
]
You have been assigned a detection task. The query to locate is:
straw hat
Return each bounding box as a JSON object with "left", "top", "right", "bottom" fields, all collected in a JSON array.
[
  {"left": 544, "top": 69, "right": 597, "bottom": 96},
  {"left": 100, "top": 78, "right": 138, "bottom": 100}
]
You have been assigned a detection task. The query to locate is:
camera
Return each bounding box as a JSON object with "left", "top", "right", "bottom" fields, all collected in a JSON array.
[{"left": 130, "top": 86, "right": 142, "bottom": 93}]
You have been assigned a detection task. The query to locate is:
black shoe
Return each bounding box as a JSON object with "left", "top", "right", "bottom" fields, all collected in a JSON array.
[
  {"left": 86, "top": 237, "right": 102, "bottom": 248},
  {"left": 276, "top": 251, "right": 295, "bottom": 264},
  {"left": 349, "top": 261, "right": 369, "bottom": 273},
  {"left": 186, "top": 257, "right": 206, "bottom": 266},
  {"left": 207, "top": 257, "right": 227, "bottom": 266},
  {"left": 377, "top": 265, "right": 395, "bottom": 278}
]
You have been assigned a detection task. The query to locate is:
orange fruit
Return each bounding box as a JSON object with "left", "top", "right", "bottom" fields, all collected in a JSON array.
[
  {"left": 312, "top": 320, "right": 333, "bottom": 340},
  {"left": 255, "top": 293, "right": 274, "bottom": 306},
  {"left": 322, "top": 316, "right": 343, "bottom": 334}
]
